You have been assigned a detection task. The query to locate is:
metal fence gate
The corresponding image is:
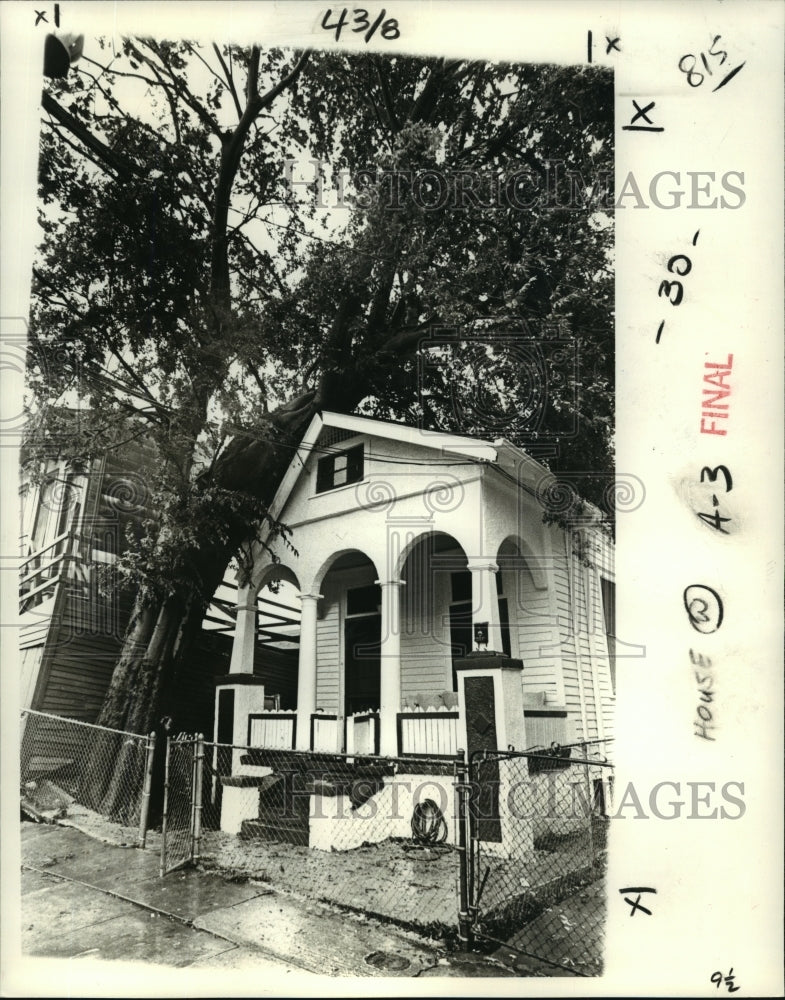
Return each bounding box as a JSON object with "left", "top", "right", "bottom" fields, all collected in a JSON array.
[
  {"left": 160, "top": 734, "right": 204, "bottom": 875},
  {"left": 462, "top": 741, "right": 614, "bottom": 976}
]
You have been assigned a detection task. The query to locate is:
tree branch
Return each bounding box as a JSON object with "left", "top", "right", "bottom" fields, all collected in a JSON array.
[
  {"left": 374, "top": 60, "right": 400, "bottom": 133},
  {"left": 210, "top": 49, "right": 311, "bottom": 309},
  {"left": 41, "top": 92, "right": 141, "bottom": 180},
  {"left": 257, "top": 49, "right": 310, "bottom": 111},
  {"left": 43, "top": 121, "right": 114, "bottom": 180},
  {"left": 212, "top": 43, "right": 243, "bottom": 120},
  {"left": 129, "top": 39, "right": 222, "bottom": 138}
]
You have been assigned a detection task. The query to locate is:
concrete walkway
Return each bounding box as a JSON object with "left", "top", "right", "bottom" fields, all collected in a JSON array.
[{"left": 16, "top": 822, "right": 516, "bottom": 983}]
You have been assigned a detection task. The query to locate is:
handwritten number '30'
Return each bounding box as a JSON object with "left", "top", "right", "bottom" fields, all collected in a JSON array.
[{"left": 658, "top": 254, "right": 693, "bottom": 306}]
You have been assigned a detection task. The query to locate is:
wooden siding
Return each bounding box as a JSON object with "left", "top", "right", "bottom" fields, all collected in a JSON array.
[
  {"left": 254, "top": 645, "right": 298, "bottom": 709},
  {"left": 506, "top": 562, "right": 560, "bottom": 704},
  {"left": 315, "top": 583, "right": 341, "bottom": 713},
  {"left": 552, "top": 544, "right": 589, "bottom": 741},
  {"left": 400, "top": 567, "right": 452, "bottom": 705},
  {"left": 20, "top": 646, "right": 44, "bottom": 709},
  {"left": 549, "top": 533, "right": 615, "bottom": 744}
]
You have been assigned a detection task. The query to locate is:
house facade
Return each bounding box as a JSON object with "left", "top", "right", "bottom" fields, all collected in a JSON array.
[
  {"left": 17, "top": 439, "right": 262, "bottom": 737},
  {"left": 18, "top": 447, "right": 145, "bottom": 720},
  {"left": 215, "top": 411, "right": 616, "bottom": 770}
]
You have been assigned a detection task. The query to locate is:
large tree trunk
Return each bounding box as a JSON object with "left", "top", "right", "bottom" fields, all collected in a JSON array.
[
  {"left": 83, "top": 594, "right": 203, "bottom": 818},
  {"left": 84, "top": 403, "right": 323, "bottom": 816}
]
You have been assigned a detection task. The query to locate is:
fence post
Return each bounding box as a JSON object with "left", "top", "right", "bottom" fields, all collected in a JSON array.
[
  {"left": 192, "top": 734, "right": 205, "bottom": 862},
  {"left": 138, "top": 731, "right": 157, "bottom": 849},
  {"left": 454, "top": 749, "right": 474, "bottom": 950},
  {"left": 160, "top": 736, "right": 170, "bottom": 877},
  {"left": 19, "top": 709, "right": 32, "bottom": 781},
  {"left": 582, "top": 741, "right": 595, "bottom": 863}
]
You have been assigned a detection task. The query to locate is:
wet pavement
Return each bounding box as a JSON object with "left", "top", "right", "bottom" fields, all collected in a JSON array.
[{"left": 14, "top": 822, "right": 517, "bottom": 984}]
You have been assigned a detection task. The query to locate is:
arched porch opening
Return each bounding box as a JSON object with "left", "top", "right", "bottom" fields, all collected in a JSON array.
[
  {"left": 297, "top": 548, "right": 383, "bottom": 751},
  {"left": 255, "top": 567, "right": 302, "bottom": 711},
  {"left": 496, "top": 535, "right": 543, "bottom": 662},
  {"left": 496, "top": 534, "right": 561, "bottom": 704},
  {"left": 319, "top": 549, "right": 383, "bottom": 719},
  {"left": 397, "top": 530, "right": 470, "bottom": 703}
]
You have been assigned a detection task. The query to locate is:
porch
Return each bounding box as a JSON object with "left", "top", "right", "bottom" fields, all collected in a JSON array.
[{"left": 214, "top": 524, "right": 564, "bottom": 764}]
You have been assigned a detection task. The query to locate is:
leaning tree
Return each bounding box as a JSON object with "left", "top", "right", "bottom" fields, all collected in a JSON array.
[{"left": 29, "top": 38, "right": 613, "bottom": 756}]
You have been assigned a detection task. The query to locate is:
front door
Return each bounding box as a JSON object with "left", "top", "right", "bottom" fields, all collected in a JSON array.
[{"left": 344, "top": 614, "right": 381, "bottom": 715}]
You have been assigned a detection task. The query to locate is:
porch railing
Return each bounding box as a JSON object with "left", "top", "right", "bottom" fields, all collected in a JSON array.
[
  {"left": 247, "top": 711, "right": 295, "bottom": 749},
  {"left": 19, "top": 530, "right": 74, "bottom": 613},
  {"left": 397, "top": 708, "right": 459, "bottom": 758},
  {"left": 310, "top": 713, "right": 339, "bottom": 752},
  {"left": 346, "top": 711, "right": 379, "bottom": 756}
]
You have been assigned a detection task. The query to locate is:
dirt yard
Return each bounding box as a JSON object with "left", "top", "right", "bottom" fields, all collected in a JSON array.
[{"left": 199, "top": 830, "right": 461, "bottom": 936}]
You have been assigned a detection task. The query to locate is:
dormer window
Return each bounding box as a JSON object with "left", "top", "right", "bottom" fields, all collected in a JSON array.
[{"left": 316, "top": 443, "right": 364, "bottom": 493}]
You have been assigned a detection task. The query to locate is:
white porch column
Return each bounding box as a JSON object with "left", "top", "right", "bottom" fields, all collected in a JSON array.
[
  {"left": 228, "top": 584, "right": 258, "bottom": 674},
  {"left": 295, "top": 592, "right": 321, "bottom": 750},
  {"left": 377, "top": 578, "right": 405, "bottom": 756},
  {"left": 467, "top": 559, "right": 503, "bottom": 653}
]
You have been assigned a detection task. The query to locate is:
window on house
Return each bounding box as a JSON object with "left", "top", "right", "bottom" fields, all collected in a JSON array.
[
  {"left": 32, "top": 478, "right": 58, "bottom": 549},
  {"left": 346, "top": 584, "right": 381, "bottom": 616},
  {"left": 600, "top": 577, "right": 616, "bottom": 692},
  {"left": 316, "top": 444, "right": 364, "bottom": 493},
  {"left": 498, "top": 596, "right": 511, "bottom": 658},
  {"left": 451, "top": 570, "right": 472, "bottom": 603},
  {"left": 55, "top": 475, "right": 76, "bottom": 537}
]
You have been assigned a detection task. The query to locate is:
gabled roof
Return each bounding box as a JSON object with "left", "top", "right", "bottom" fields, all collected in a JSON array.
[
  {"left": 314, "top": 411, "right": 499, "bottom": 461},
  {"left": 266, "top": 410, "right": 551, "bottom": 524}
]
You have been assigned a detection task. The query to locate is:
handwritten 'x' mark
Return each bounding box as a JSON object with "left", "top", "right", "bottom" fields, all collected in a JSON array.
[
  {"left": 35, "top": 10, "right": 48, "bottom": 24},
  {"left": 619, "top": 886, "right": 657, "bottom": 916},
  {"left": 622, "top": 100, "right": 664, "bottom": 133},
  {"left": 629, "top": 100, "right": 656, "bottom": 125}
]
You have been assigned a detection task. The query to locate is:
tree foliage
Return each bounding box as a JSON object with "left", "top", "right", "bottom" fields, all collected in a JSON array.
[{"left": 29, "top": 38, "right": 613, "bottom": 734}]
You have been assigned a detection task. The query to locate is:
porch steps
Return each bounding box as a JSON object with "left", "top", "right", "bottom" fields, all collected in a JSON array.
[
  {"left": 239, "top": 770, "right": 310, "bottom": 847},
  {"left": 239, "top": 816, "right": 309, "bottom": 846},
  {"left": 236, "top": 763, "right": 391, "bottom": 846}
]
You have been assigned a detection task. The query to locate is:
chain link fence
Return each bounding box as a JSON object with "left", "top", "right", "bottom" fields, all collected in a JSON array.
[
  {"left": 19, "top": 709, "right": 156, "bottom": 844},
  {"left": 180, "top": 742, "right": 463, "bottom": 939},
  {"left": 465, "top": 739, "right": 614, "bottom": 976},
  {"left": 20, "top": 713, "right": 614, "bottom": 972},
  {"left": 160, "top": 735, "right": 203, "bottom": 874}
]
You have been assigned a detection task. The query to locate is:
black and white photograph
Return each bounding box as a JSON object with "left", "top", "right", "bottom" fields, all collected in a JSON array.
[{"left": 1, "top": 1, "right": 782, "bottom": 996}]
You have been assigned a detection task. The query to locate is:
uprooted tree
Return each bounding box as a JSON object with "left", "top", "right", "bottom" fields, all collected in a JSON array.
[{"left": 29, "top": 38, "right": 613, "bottom": 792}]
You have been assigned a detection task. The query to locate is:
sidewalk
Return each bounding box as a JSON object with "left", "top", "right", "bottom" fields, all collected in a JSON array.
[{"left": 16, "top": 822, "right": 517, "bottom": 983}]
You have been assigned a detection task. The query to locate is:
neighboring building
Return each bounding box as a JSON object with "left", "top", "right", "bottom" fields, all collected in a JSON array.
[
  {"left": 18, "top": 438, "right": 298, "bottom": 735},
  {"left": 19, "top": 443, "right": 147, "bottom": 720},
  {"left": 214, "top": 410, "right": 615, "bottom": 770}
]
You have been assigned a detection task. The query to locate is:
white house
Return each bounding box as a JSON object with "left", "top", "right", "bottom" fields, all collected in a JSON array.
[{"left": 214, "top": 411, "right": 615, "bottom": 772}]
